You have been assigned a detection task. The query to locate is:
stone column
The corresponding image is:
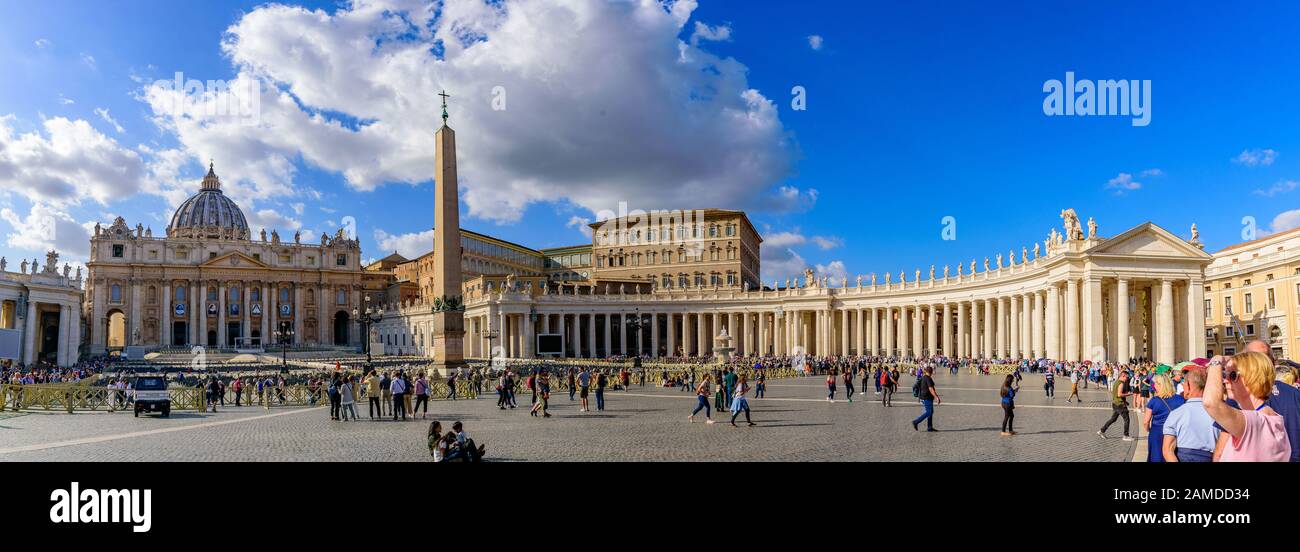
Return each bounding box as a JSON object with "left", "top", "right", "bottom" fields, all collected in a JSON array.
[
  {"left": 22, "top": 299, "right": 38, "bottom": 364},
  {"left": 941, "top": 303, "right": 951, "bottom": 356},
  {"left": 867, "top": 308, "right": 877, "bottom": 355},
  {"left": 996, "top": 296, "right": 1008, "bottom": 358},
  {"left": 1115, "top": 278, "right": 1129, "bottom": 363},
  {"left": 1158, "top": 279, "right": 1175, "bottom": 365},
  {"left": 218, "top": 284, "right": 228, "bottom": 348},
  {"left": 911, "top": 305, "right": 922, "bottom": 358},
  {"left": 1046, "top": 285, "right": 1060, "bottom": 360},
  {"left": 982, "top": 298, "right": 993, "bottom": 359},
  {"left": 522, "top": 313, "right": 534, "bottom": 358},
  {"left": 1083, "top": 276, "right": 1104, "bottom": 362},
  {"left": 968, "top": 300, "right": 979, "bottom": 358},
  {"left": 668, "top": 313, "right": 678, "bottom": 357},
  {"left": 130, "top": 283, "right": 142, "bottom": 345},
  {"left": 651, "top": 312, "right": 660, "bottom": 357},
  {"left": 955, "top": 302, "right": 966, "bottom": 357},
  {"left": 260, "top": 283, "right": 270, "bottom": 348},
  {"left": 293, "top": 285, "right": 304, "bottom": 345},
  {"left": 1022, "top": 293, "right": 1033, "bottom": 359},
  {"left": 1187, "top": 278, "right": 1205, "bottom": 361},
  {"left": 159, "top": 283, "right": 171, "bottom": 347},
  {"left": 1009, "top": 295, "right": 1020, "bottom": 360},
  {"left": 1062, "top": 278, "right": 1079, "bottom": 361},
  {"left": 195, "top": 282, "right": 205, "bottom": 346},
  {"left": 704, "top": 312, "right": 714, "bottom": 356},
  {"left": 927, "top": 304, "right": 938, "bottom": 356},
  {"left": 882, "top": 307, "right": 894, "bottom": 357},
  {"left": 601, "top": 313, "right": 610, "bottom": 357}
]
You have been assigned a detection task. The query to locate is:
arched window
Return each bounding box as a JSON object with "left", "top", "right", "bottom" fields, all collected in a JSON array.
[
  {"left": 175, "top": 286, "right": 186, "bottom": 302},
  {"left": 229, "top": 286, "right": 240, "bottom": 302},
  {"left": 147, "top": 286, "right": 157, "bottom": 304},
  {"left": 110, "top": 284, "right": 122, "bottom": 303}
]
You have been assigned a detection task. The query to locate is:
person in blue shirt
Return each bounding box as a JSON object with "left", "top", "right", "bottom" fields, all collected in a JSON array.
[
  {"left": 1143, "top": 374, "right": 1185, "bottom": 462},
  {"left": 999, "top": 374, "right": 1019, "bottom": 436},
  {"left": 1265, "top": 363, "right": 1300, "bottom": 462}
]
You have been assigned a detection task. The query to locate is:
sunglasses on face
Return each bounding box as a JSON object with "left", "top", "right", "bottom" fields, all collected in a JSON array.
[{"left": 1226, "top": 371, "right": 1239, "bottom": 382}]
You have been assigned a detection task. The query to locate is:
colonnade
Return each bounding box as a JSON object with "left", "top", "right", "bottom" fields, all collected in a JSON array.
[{"left": 460, "top": 276, "right": 1205, "bottom": 365}]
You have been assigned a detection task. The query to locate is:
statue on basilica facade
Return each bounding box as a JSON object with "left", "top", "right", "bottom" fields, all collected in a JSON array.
[
  {"left": 0, "top": 257, "right": 5, "bottom": 272},
  {"left": 75, "top": 266, "right": 81, "bottom": 280},
  {"left": 929, "top": 265, "right": 935, "bottom": 280},
  {"left": 1022, "top": 247, "right": 1028, "bottom": 264},
  {"left": 260, "top": 228, "right": 267, "bottom": 242},
  {"left": 983, "top": 257, "right": 990, "bottom": 272},
  {"left": 855, "top": 275, "right": 862, "bottom": 288},
  {"left": 995, "top": 254, "right": 1002, "bottom": 269},
  {"left": 31, "top": 258, "right": 38, "bottom": 274},
  {"left": 803, "top": 268, "right": 815, "bottom": 289},
  {"left": 1087, "top": 217, "right": 1097, "bottom": 239},
  {"left": 969, "top": 259, "right": 976, "bottom": 274},
  {"left": 294, "top": 230, "right": 301, "bottom": 244},
  {"left": 271, "top": 230, "right": 281, "bottom": 244},
  {"left": 943, "top": 265, "right": 950, "bottom": 278},
  {"left": 1033, "top": 242, "right": 1041, "bottom": 258},
  {"left": 136, "top": 223, "right": 143, "bottom": 238},
  {"left": 63, "top": 264, "right": 70, "bottom": 278},
  {"left": 884, "top": 272, "right": 891, "bottom": 285},
  {"left": 20, "top": 259, "right": 27, "bottom": 274}
]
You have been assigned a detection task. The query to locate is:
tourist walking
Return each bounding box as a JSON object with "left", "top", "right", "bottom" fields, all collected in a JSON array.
[
  {"left": 380, "top": 371, "right": 392, "bottom": 415},
  {"left": 826, "top": 370, "right": 837, "bottom": 402},
  {"left": 729, "top": 374, "right": 755, "bottom": 427},
  {"left": 367, "top": 370, "right": 383, "bottom": 419},
  {"left": 755, "top": 368, "right": 766, "bottom": 398},
  {"left": 843, "top": 367, "right": 855, "bottom": 403},
  {"left": 339, "top": 376, "right": 358, "bottom": 421},
  {"left": 595, "top": 370, "right": 607, "bottom": 411},
  {"left": 577, "top": 368, "right": 591, "bottom": 412},
  {"left": 911, "top": 367, "right": 940, "bottom": 432},
  {"left": 688, "top": 373, "right": 716, "bottom": 424},
  {"left": 413, "top": 373, "right": 429, "bottom": 419},
  {"left": 446, "top": 371, "right": 458, "bottom": 400},
  {"left": 881, "top": 367, "right": 897, "bottom": 407},
  {"left": 391, "top": 371, "right": 408, "bottom": 421},
  {"left": 999, "top": 374, "right": 1019, "bottom": 436},
  {"left": 327, "top": 375, "right": 341, "bottom": 420},
  {"left": 1066, "top": 368, "right": 1081, "bottom": 403},
  {"left": 530, "top": 370, "right": 551, "bottom": 418},
  {"left": 1098, "top": 370, "right": 1134, "bottom": 441},
  {"left": 1043, "top": 369, "right": 1055, "bottom": 398}
]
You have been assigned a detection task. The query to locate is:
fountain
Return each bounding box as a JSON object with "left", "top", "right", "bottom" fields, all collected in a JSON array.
[{"left": 713, "top": 328, "right": 735, "bottom": 363}]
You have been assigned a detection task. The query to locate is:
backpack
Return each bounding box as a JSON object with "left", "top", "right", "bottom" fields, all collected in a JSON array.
[{"left": 912, "top": 378, "right": 921, "bottom": 397}]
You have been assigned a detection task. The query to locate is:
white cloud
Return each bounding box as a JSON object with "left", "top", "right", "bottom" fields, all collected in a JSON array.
[
  {"left": 811, "top": 235, "right": 842, "bottom": 250},
  {"left": 807, "top": 34, "right": 824, "bottom": 50},
  {"left": 93, "top": 107, "right": 125, "bottom": 133},
  {"left": 1105, "top": 172, "right": 1142, "bottom": 194},
  {"left": 57, "top": 94, "right": 74, "bottom": 105},
  {"left": 761, "top": 245, "right": 807, "bottom": 285},
  {"left": 245, "top": 208, "right": 301, "bottom": 237},
  {"left": 1140, "top": 168, "right": 1163, "bottom": 177},
  {"left": 763, "top": 229, "right": 806, "bottom": 249},
  {"left": 34, "top": 38, "right": 51, "bottom": 48},
  {"left": 0, "top": 115, "right": 146, "bottom": 206},
  {"left": 1253, "top": 179, "right": 1299, "bottom": 198},
  {"left": 566, "top": 215, "right": 593, "bottom": 238},
  {"left": 139, "top": 0, "right": 797, "bottom": 224},
  {"left": 374, "top": 228, "right": 434, "bottom": 259},
  {"left": 1234, "top": 148, "right": 1278, "bottom": 167},
  {"left": 0, "top": 202, "right": 92, "bottom": 260},
  {"left": 291, "top": 202, "right": 304, "bottom": 216},
  {"left": 690, "top": 21, "right": 731, "bottom": 45},
  {"left": 1271, "top": 209, "right": 1300, "bottom": 234},
  {"left": 80, "top": 53, "right": 96, "bottom": 69},
  {"left": 814, "top": 260, "right": 847, "bottom": 283}
]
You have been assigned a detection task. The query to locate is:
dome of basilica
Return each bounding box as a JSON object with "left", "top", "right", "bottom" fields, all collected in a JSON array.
[{"left": 167, "top": 163, "right": 250, "bottom": 240}]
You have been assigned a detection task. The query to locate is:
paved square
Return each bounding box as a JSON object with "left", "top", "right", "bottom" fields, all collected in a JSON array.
[{"left": 0, "top": 371, "right": 1140, "bottom": 461}]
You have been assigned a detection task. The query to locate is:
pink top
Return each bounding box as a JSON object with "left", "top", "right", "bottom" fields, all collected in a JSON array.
[{"left": 1221, "top": 409, "right": 1291, "bottom": 462}]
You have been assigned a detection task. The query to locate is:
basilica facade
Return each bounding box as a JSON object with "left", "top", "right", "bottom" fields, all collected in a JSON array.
[{"left": 84, "top": 164, "right": 379, "bottom": 355}]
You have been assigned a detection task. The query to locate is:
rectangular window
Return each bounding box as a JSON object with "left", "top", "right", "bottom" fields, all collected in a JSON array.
[
  {"left": 1245, "top": 293, "right": 1253, "bottom": 313},
  {"left": 252, "top": 253, "right": 260, "bottom": 262},
  {"left": 1267, "top": 288, "right": 1276, "bottom": 309},
  {"left": 306, "top": 256, "right": 314, "bottom": 265},
  {"left": 112, "top": 244, "right": 124, "bottom": 258},
  {"left": 1225, "top": 297, "right": 1233, "bottom": 316},
  {"left": 209, "top": 252, "right": 217, "bottom": 260},
  {"left": 279, "top": 254, "right": 291, "bottom": 263},
  {"left": 1204, "top": 298, "right": 1212, "bottom": 319},
  {"left": 1246, "top": 324, "right": 1255, "bottom": 336},
  {"left": 336, "top": 254, "right": 347, "bottom": 266},
  {"left": 1226, "top": 326, "right": 1235, "bottom": 337},
  {"left": 148, "top": 250, "right": 158, "bottom": 260},
  {"left": 176, "top": 250, "right": 188, "bottom": 260},
  {"left": 337, "top": 290, "right": 346, "bottom": 305}
]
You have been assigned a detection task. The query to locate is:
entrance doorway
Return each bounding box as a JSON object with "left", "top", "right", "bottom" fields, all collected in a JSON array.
[
  {"left": 333, "top": 311, "right": 350, "bottom": 345},
  {"left": 107, "top": 310, "right": 126, "bottom": 350},
  {"left": 172, "top": 321, "right": 187, "bottom": 346},
  {"left": 227, "top": 322, "right": 242, "bottom": 348},
  {"left": 39, "top": 310, "right": 60, "bottom": 364}
]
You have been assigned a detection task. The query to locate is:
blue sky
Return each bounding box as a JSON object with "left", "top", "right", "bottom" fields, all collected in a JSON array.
[{"left": 1, "top": 0, "right": 1298, "bottom": 282}]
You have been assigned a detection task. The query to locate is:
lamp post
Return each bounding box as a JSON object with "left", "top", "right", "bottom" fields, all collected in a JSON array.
[
  {"left": 773, "top": 306, "right": 784, "bottom": 358},
  {"left": 625, "top": 307, "right": 645, "bottom": 363},
  {"left": 274, "top": 321, "right": 294, "bottom": 374},
  {"left": 353, "top": 295, "right": 383, "bottom": 372}
]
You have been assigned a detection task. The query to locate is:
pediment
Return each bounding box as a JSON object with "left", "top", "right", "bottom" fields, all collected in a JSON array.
[
  {"left": 200, "top": 251, "right": 269, "bottom": 268},
  {"left": 1088, "top": 223, "right": 1211, "bottom": 259}
]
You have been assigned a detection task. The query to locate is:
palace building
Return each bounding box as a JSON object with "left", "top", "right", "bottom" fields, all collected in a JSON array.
[
  {"left": 1203, "top": 226, "right": 1300, "bottom": 359},
  {"left": 83, "top": 164, "right": 383, "bottom": 355}
]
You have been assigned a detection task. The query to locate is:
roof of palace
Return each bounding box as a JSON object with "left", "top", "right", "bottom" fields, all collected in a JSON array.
[{"left": 166, "top": 163, "right": 251, "bottom": 240}]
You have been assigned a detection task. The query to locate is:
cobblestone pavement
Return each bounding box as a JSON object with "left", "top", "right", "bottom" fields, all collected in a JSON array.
[{"left": 0, "top": 371, "right": 1140, "bottom": 462}]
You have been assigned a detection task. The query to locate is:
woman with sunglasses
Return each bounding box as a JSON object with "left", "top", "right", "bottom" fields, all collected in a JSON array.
[
  {"left": 1203, "top": 352, "right": 1290, "bottom": 462},
  {"left": 1143, "top": 374, "right": 1184, "bottom": 462}
]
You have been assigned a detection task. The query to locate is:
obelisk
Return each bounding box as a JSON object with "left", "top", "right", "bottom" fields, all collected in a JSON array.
[{"left": 430, "top": 90, "right": 466, "bottom": 375}]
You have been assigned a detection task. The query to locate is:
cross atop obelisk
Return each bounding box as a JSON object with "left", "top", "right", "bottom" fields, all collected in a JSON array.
[
  {"left": 430, "top": 90, "right": 465, "bottom": 374},
  {"left": 438, "top": 89, "right": 450, "bottom": 125}
]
